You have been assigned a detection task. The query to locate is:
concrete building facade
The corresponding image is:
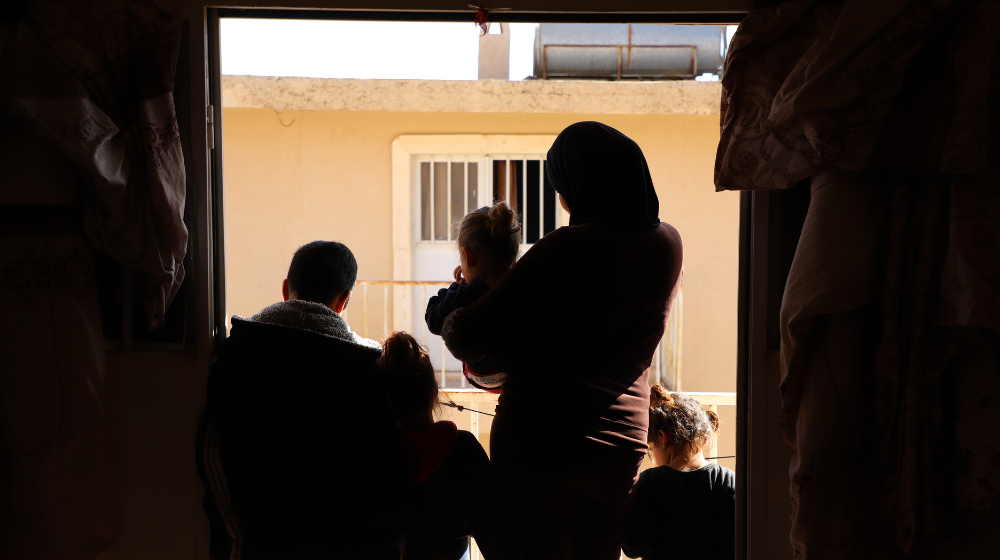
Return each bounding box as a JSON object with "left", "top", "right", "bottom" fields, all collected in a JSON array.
[{"left": 220, "top": 75, "right": 739, "bottom": 469}]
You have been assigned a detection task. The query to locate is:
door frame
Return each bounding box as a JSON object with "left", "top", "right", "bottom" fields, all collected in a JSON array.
[{"left": 199, "top": 8, "right": 794, "bottom": 560}]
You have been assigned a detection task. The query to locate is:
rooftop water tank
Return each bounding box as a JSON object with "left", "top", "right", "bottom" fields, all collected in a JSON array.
[{"left": 534, "top": 24, "right": 725, "bottom": 80}]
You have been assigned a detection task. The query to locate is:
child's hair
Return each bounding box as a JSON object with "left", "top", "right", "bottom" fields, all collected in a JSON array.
[
  {"left": 456, "top": 201, "right": 520, "bottom": 266},
  {"left": 648, "top": 382, "right": 720, "bottom": 453},
  {"left": 380, "top": 331, "right": 440, "bottom": 430}
]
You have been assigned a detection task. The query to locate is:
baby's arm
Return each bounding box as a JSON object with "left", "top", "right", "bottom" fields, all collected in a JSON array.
[{"left": 425, "top": 281, "right": 490, "bottom": 336}]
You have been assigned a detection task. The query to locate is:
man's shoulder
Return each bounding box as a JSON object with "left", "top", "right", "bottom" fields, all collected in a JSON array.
[
  {"left": 214, "top": 318, "right": 383, "bottom": 383},
  {"left": 229, "top": 316, "right": 380, "bottom": 357}
]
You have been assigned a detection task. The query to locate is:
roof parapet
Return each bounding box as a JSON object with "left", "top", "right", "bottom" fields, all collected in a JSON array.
[{"left": 222, "top": 75, "right": 722, "bottom": 115}]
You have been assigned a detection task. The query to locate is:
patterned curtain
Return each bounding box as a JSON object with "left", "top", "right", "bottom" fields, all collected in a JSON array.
[
  {"left": 2, "top": 0, "right": 187, "bottom": 329},
  {"left": 717, "top": 0, "right": 1000, "bottom": 557}
]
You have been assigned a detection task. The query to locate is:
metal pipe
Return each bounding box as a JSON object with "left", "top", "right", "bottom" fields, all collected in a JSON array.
[
  {"left": 654, "top": 343, "right": 661, "bottom": 385},
  {"left": 521, "top": 159, "right": 527, "bottom": 244},
  {"left": 430, "top": 157, "right": 435, "bottom": 244},
  {"left": 539, "top": 160, "right": 544, "bottom": 240},
  {"left": 441, "top": 330, "right": 447, "bottom": 387},
  {"left": 626, "top": 24, "right": 633, "bottom": 74},
  {"left": 676, "top": 286, "right": 683, "bottom": 391},
  {"left": 446, "top": 156, "right": 452, "bottom": 242},
  {"left": 354, "top": 280, "right": 452, "bottom": 285}
]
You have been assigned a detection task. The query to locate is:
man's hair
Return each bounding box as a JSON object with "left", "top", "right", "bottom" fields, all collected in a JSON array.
[{"left": 286, "top": 241, "right": 358, "bottom": 306}]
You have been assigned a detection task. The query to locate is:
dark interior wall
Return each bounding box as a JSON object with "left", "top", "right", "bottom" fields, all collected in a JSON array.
[{"left": 739, "top": 186, "right": 810, "bottom": 560}]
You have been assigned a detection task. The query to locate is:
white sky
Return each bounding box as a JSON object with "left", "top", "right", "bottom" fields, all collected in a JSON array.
[
  {"left": 221, "top": 19, "right": 738, "bottom": 81},
  {"left": 221, "top": 19, "right": 537, "bottom": 81}
]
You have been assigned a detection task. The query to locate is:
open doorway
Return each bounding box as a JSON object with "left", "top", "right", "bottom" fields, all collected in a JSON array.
[{"left": 211, "top": 11, "right": 741, "bottom": 558}]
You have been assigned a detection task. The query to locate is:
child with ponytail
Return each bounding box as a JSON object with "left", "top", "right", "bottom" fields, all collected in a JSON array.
[
  {"left": 380, "top": 331, "right": 513, "bottom": 560},
  {"left": 621, "top": 383, "right": 735, "bottom": 560},
  {"left": 424, "top": 202, "right": 520, "bottom": 392}
]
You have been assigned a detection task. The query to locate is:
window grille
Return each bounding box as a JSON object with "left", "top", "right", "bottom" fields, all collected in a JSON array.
[{"left": 417, "top": 155, "right": 558, "bottom": 245}]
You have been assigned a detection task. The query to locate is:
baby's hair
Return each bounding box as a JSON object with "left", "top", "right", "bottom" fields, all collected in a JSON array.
[
  {"left": 456, "top": 201, "right": 520, "bottom": 267},
  {"left": 649, "top": 382, "right": 719, "bottom": 452},
  {"left": 380, "top": 331, "right": 440, "bottom": 430}
]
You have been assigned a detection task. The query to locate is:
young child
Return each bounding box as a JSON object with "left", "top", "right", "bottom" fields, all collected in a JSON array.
[
  {"left": 424, "top": 202, "right": 520, "bottom": 392},
  {"left": 380, "top": 331, "right": 512, "bottom": 560},
  {"left": 621, "top": 383, "right": 736, "bottom": 560}
]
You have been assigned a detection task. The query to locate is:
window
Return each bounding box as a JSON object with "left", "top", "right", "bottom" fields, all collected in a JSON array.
[
  {"left": 418, "top": 156, "right": 480, "bottom": 242},
  {"left": 410, "top": 149, "right": 682, "bottom": 392},
  {"left": 417, "top": 154, "right": 559, "bottom": 246}
]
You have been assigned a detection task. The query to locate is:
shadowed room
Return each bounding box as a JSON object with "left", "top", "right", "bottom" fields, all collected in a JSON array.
[{"left": 1, "top": 1, "right": 998, "bottom": 560}]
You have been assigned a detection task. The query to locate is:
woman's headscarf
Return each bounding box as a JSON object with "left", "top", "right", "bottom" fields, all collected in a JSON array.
[{"left": 546, "top": 122, "right": 660, "bottom": 230}]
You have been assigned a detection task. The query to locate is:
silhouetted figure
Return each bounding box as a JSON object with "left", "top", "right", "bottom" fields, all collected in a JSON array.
[
  {"left": 197, "top": 241, "right": 408, "bottom": 559},
  {"left": 442, "top": 122, "right": 684, "bottom": 560},
  {"left": 622, "top": 384, "right": 735, "bottom": 560},
  {"left": 381, "top": 332, "right": 516, "bottom": 560},
  {"left": 425, "top": 201, "right": 521, "bottom": 392}
]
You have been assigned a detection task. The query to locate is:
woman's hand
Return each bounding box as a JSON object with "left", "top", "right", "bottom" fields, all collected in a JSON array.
[{"left": 454, "top": 265, "right": 467, "bottom": 285}]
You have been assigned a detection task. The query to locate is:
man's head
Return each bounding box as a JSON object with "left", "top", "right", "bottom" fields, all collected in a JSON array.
[{"left": 282, "top": 241, "right": 357, "bottom": 313}]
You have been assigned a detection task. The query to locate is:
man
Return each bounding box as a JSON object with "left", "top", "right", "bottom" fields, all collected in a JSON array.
[{"left": 197, "top": 241, "right": 408, "bottom": 559}]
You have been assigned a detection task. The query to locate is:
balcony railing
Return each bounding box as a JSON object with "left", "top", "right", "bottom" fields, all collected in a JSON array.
[
  {"left": 441, "top": 389, "right": 734, "bottom": 465},
  {"left": 344, "top": 280, "right": 683, "bottom": 390}
]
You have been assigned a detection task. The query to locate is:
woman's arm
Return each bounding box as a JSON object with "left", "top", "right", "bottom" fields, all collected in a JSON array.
[
  {"left": 621, "top": 473, "right": 657, "bottom": 559},
  {"left": 440, "top": 228, "right": 569, "bottom": 365}
]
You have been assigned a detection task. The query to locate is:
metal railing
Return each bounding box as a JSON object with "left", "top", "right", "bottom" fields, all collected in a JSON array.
[
  {"left": 441, "top": 389, "right": 733, "bottom": 560},
  {"left": 652, "top": 285, "right": 683, "bottom": 391},
  {"left": 342, "top": 280, "right": 455, "bottom": 385},
  {"left": 442, "top": 389, "right": 735, "bottom": 463},
  {"left": 541, "top": 44, "right": 699, "bottom": 80},
  {"left": 345, "top": 280, "right": 683, "bottom": 391}
]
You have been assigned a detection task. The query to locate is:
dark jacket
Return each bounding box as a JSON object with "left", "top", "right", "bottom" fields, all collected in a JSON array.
[
  {"left": 197, "top": 300, "right": 409, "bottom": 560},
  {"left": 425, "top": 282, "right": 489, "bottom": 336},
  {"left": 403, "top": 428, "right": 516, "bottom": 560},
  {"left": 622, "top": 463, "right": 736, "bottom": 560},
  {"left": 425, "top": 282, "right": 505, "bottom": 382}
]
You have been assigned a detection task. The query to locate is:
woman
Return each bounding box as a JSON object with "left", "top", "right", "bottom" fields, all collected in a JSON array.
[{"left": 442, "top": 122, "right": 683, "bottom": 560}]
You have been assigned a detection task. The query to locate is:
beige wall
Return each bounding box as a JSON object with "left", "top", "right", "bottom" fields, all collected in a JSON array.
[{"left": 223, "top": 107, "right": 739, "bottom": 394}]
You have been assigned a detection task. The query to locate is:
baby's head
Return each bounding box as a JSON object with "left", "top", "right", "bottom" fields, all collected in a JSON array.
[
  {"left": 456, "top": 202, "right": 520, "bottom": 286},
  {"left": 647, "top": 383, "right": 719, "bottom": 466},
  {"left": 380, "top": 331, "right": 440, "bottom": 431}
]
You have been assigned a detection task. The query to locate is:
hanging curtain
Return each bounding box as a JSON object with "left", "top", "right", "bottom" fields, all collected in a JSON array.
[
  {"left": 717, "top": 0, "right": 1000, "bottom": 557},
  {"left": 1, "top": 2, "right": 185, "bottom": 557},
  {"left": 2, "top": 0, "right": 187, "bottom": 329}
]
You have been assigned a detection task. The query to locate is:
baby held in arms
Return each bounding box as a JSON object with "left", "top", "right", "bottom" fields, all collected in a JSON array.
[
  {"left": 622, "top": 384, "right": 736, "bottom": 560},
  {"left": 424, "top": 201, "right": 520, "bottom": 392}
]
